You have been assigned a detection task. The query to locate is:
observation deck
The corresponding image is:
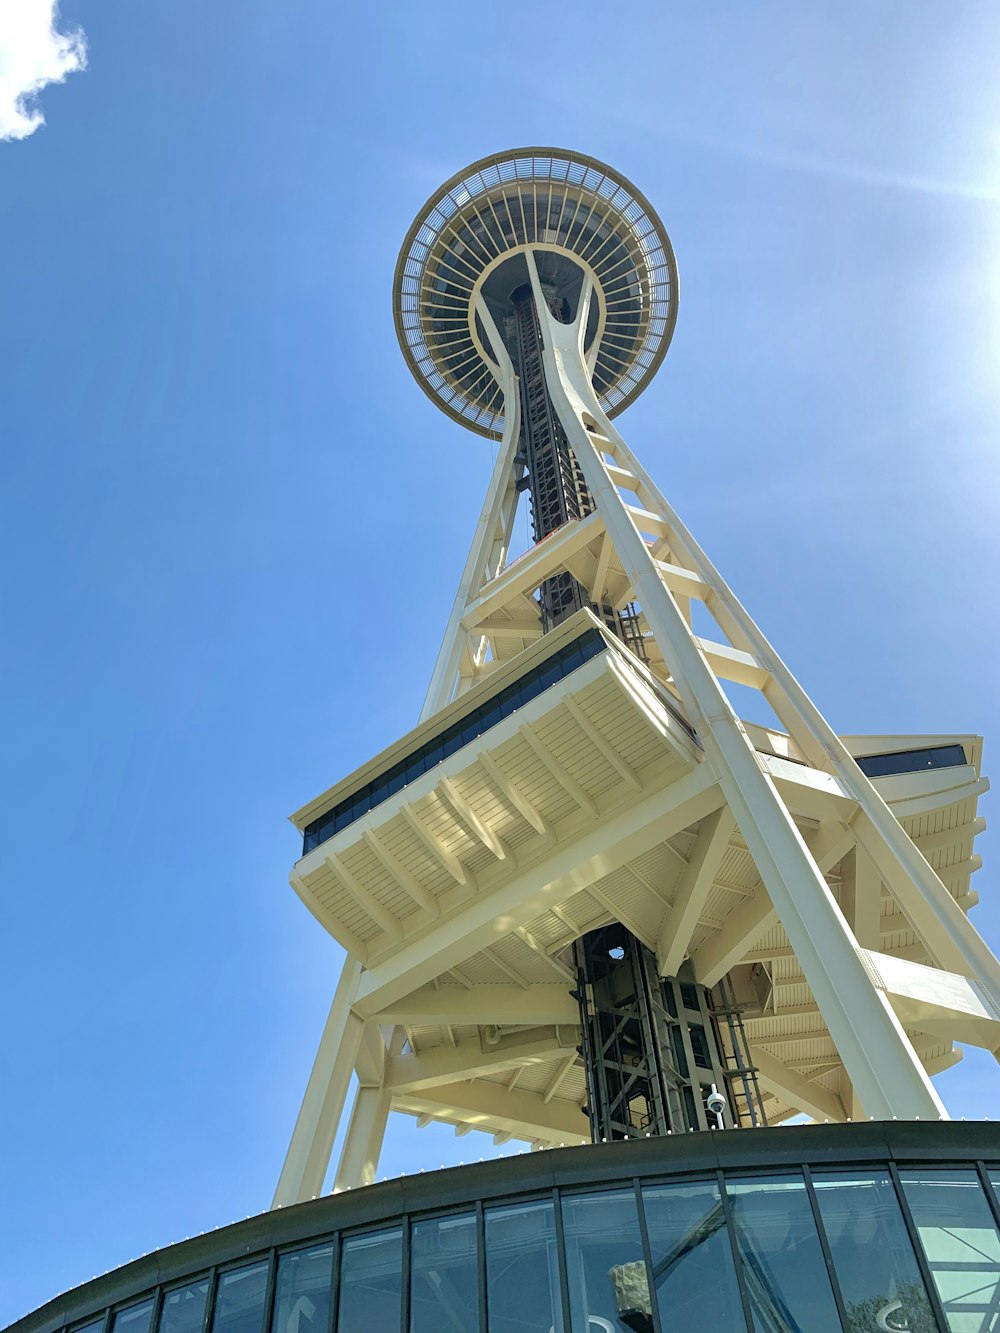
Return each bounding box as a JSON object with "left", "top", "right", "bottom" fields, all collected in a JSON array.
[{"left": 393, "top": 148, "right": 678, "bottom": 436}]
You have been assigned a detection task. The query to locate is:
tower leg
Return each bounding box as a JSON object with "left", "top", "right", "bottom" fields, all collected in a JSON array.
[
  {"left": 526, "top": 255, "right": 946, "bottom": 1123},
  {"left": 420, "top": 323, "right": 522, "bottom": 721},
  {"left": 334, "top": 1084, "right": 391, "bottom": 1191},
  {"left": 273, "top": 956, "right": 363, "bottom": 1207}
]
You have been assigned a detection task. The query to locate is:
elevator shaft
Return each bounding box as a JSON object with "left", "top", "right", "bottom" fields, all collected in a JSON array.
[{"left": 508, "top": 283, "right": 647, "bottom": 653}]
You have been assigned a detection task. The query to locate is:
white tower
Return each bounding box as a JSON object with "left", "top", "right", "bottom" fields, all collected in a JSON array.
[{"left": 273, "top": 149, "right": 997, "bottom": 1207}]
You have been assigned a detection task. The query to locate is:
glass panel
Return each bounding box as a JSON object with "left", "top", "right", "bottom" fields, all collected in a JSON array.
[
  {"left": 725, "top": 1174, "right": 841, "bottom": 1333},
  {"left": 272, "top": 1244, "right": 334, "bottom": 1333},
  {"left": 338, "top": 1228, "right": 402, "bottom": 1333},
  {"left": 900, "top": 1170, "right": 1000, "bottom": 1331},
  {"left": 212, "top": 1262, "right": 269, "bottom": 1333},
  {"left": 641, "top": 1180, "right": 746, "bottom": 1332},
  {"left": 812, "top": 1171, "right": 936, "bottom": 1333},
  {"left": 485, "top": 1198, "right": 564, "bottom": 1333},
  {"left": 410, "top": 1213, "right": 477, "bottom": 1333},
  {"left": 73, "top": 1322, "right": 105, "bottom": 1333},
  {"left": 561, "top": 1189, "right": 651, "bottom": 1333},
  {"left": 113, "top": 1303, "right": 155, "bottom": 1333},
  {"left": 160, "top": 1281, "right": 210, "bottom": 1333}
]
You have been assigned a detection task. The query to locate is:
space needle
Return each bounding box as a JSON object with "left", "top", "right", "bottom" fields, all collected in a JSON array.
[{"left": 14, "top": 149, "right": 1000, "bottom": 1333}]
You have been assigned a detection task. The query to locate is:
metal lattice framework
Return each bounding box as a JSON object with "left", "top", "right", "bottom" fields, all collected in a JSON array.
[{"left": 393, "top": 148, "right": 678, "bottom": 436}]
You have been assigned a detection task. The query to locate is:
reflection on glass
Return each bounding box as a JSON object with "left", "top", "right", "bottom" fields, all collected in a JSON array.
[
  {"left": 726, "top": 1174, "right": 841, "bottom": 1333},
  {"left": 812, "top": 1172, "right": 936, "bottom": 1333},
  {"left": 337, "top": 1228, "right": 402, "bottom": 1333},
  {"left": 211, "top": 1262, "right": 269, "bottom": 1333},
  {"left": 272, "top": 1244, "right": 333, "bottom": 1333},
  {"left": 113, "top": 1302, "right": 155, "bottom": 1333},
  {"left": 561, "top": 1189, "right": 651, "bottom": 1333},
  {"left": 73, "top": 1321, "right": 105, "bottom": 1333},
  {"left": 900, "top": 1170, "right": 1000, "bottom": 1332},
  {"left": 160, "top": 1280, "right": 210, "bottom": 1333},
  {"left": 410, "top": 1212, "right": 477, "bottom": 1333},
  {"left": 641, "top": 1180, "right": 746, "bottom": 1331},
  {"left": 485, "top": 1199, "right": 563, "bottom": 1333}
]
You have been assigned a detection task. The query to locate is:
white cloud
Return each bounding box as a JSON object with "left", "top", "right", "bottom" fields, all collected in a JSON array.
[{"left": 0, "top": 0, "right": 87, "bottom": 142}]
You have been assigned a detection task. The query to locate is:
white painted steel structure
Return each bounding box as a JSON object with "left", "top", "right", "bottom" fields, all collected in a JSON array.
[{"left": 273, "top": 150, "right": 997, "bottom": 1208}]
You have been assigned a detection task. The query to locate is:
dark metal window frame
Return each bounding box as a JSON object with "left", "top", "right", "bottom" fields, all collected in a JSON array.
[
  {"left": 855, "top": 744, "right": 968, "bottom": 780},
  {"left": 25, "top": 1125, "right": 1000, "bottom": 1333},
  {"left": 301, "top": 628, "right": 609, "bottom": 854}
]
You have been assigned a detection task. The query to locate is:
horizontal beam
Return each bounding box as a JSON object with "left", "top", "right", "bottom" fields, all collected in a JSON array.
[
  {"left": 385, "top": 1028, "right": 576, "bottom": 1093},
  {"left": 655, "top": 559, "right": 709, "bottom": 601},
  {"left": 461, "top": 513, "right": 604, "bottom": 628},
  {"left": 750, "top": 1046, "right": 847, "bottom": 1123},
  {"left": 369, "top": 983, "right": 581, "bottom": 1027},
  {"left": 394, "top": 1079, "right": 589, "bottom": 1146}
]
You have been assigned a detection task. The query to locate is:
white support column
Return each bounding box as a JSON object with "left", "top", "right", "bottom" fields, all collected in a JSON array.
[
  {"left": 273, "top": 955, "right": 364, "bottom": 1207},
  {"left": 420, "top": 301, "right": 522, "bottom": 721},
  {"left": 333, "top": 1084, "right": 391, "bottom": 1191},
  {"left": 527, "top": 252, "right": 946, "bottom": 1123}
]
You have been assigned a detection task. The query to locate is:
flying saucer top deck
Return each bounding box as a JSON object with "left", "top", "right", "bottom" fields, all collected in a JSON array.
[{"left": 393, "top": 148, "right": 678, "bottom": 437}]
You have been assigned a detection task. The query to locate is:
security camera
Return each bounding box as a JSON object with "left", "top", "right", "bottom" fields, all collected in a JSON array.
[{"left": 706, "top": 1085, "right": 727, "bottom": 1127}]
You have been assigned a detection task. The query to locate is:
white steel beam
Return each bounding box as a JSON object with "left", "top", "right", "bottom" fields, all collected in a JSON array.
[
  {"left": 362, "top": 830, "right": 440, "bottom": 917},
  {"left": 369, "top": 984, "right": 580, "bottom": 1027},
  {"left": 438, "top": 775, "right": 506, "bottom": 860},
  {"left": 477, "top": 750, "right": 551, "bottom": 836},
  {"left": 401, "top": 804, "right": 472, "bottom": 887},
  {"left": 385, "top": 1028, "right": 577, "bottom": 1094},
  {"left": 656, "top": 807, "right": 735, "bottom": 975},
  {"left": 334, "top": 1085, "right": 391, "bottom": 1191},
  {"left": 325, "top": 851, "right": 403, "bottom": 943},
  {"left": 421, "top": 319, "right": 522, "bottom": 720},
  {"left": 690, "top": 820, "right": 856, "bottom": 985},
  {"left": 750, "top": 1047, "right": 847, "bottom": 1123},
  {"left": 395, "top": 1080, "right": 589, "bottom": 1146},
  {"left": 273, "top": 956, "right": 364, "bottom": 1207}
]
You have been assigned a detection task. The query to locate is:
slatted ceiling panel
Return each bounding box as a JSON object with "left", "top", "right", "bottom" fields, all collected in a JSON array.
[
  {"left": 627, "top": 844, "right": 686, "bottom": 897},
  {"left": 338, "top": 843, "right": 418, "bottom": 922},
  {"left": 762, "top": 1035, "right": 838, "bottom": 1064},
  {"left": 449, "top": 767, "right": 525, "bottom": 841},
  {"left": 530, "top": 709, "right": 621, "bottom": 800},
  {"left": 300, "top": 862, "right": 337, "bottom": 901},
  {"left": 491, "top": 735, "right": 580, "bottom": 825},
  {"left": 770, "top": 953, "right": 803, "bottom": 984},
  {"left": 416, "top": 792, "right": 504, "bottom": 879},
  {"left": 884, "top": 927, "right": 920, "bottom": 953},
  {"left": 748, "top": 1012, "right": 828, "bottom": 1043},
  {"left": 313, "top": 884, "right": 381, "bottom": 943},
  {"left": 588, "top": 865, "right": 662, "bottom": 938},
  {"left": 489, "top": 932, "right": 557, "bottom": 982},
  {"left": 774, "top": 981, "right": 813, "bottom": 1010}
]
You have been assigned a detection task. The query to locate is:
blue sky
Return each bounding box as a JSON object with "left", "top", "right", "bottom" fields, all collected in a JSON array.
[{"left": 2, "top": 0, "right": 1000, "bottom": 1322}]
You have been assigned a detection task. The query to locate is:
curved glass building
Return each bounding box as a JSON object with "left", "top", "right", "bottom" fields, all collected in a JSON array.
[{"left": 10, "top": 1125, "right": 1000, "bottom": 1333}]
